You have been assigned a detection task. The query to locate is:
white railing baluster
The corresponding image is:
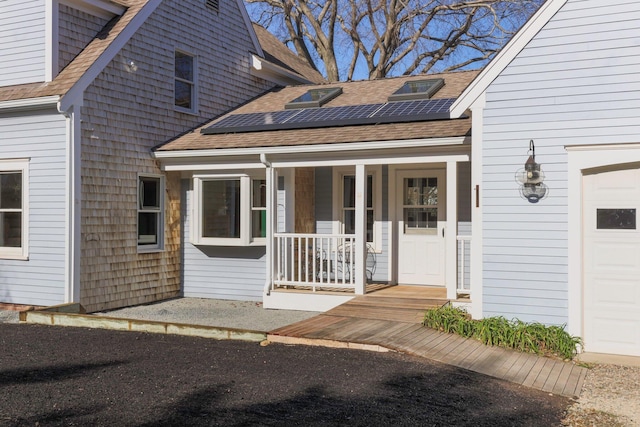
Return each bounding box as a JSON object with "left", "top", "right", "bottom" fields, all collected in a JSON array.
[
  {"left": 273, "top": 233, "right": 356, "bottom": 292},
  {"left": 456, "top": 235, "right": 472, "bottom": 296}
]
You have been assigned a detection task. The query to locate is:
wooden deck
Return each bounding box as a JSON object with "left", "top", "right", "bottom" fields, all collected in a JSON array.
[{"left": 269, "top": 285, "right": 587, "bottom": 398}]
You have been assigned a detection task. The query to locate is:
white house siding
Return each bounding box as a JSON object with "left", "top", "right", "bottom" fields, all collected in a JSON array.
[
  {"left": 79, "top": 0, "right": 274, "bottom": 311},
  {"left": 58, "top": 4, "right": 109, "bottom": 73},
  {"left": 0, "top": 108, "right": 67, "bottom": 306},
  {"left": 181, "top": 180, "right": 266, "bottom": 300},
  {"left": 0, "top": 0, "right": 46, "bottom": 86},
  {"left": 480, "top": 0, "right": 640, "bottom": 324}
]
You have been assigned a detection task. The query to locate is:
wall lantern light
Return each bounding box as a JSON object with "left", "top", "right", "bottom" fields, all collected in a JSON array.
[{"left": 515, "top": 140, "right": 548, "bottom": 203}]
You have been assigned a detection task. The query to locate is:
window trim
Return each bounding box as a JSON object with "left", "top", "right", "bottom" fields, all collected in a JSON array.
[
  {"left": 0, "top": 159, "right": 29, "bottom": 260},
  {"left": 174, "top": 48, "right": 198, "bottom": 114},
  {"left": 192, "top": 173, "right": 266, "bottom": 247},
  {"left": 332, "top": 166, "right": 382, "bottom": 252},
  {"left": 137, "top": 174, "right": 165, "bottom": 253}
]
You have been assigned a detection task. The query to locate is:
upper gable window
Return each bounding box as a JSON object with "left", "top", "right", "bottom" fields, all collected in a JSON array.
[
  {"left": 285, "top": 87, "right": 342, "bottom": 109},
  {"left": 175, "top": 50, "right": 197, "bottom": 113},
  {"left": 388, "top": 78, "right": 444, "bottom": 102}
]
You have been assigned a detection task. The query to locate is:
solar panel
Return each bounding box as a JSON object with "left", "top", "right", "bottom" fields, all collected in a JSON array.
[
  {"left": 201, "top": 98, "right": 455, "bottom": 134},
  {"left": 373, "top": 98, "right": 455, "bottom": 120},
  {"left": 203, "top": 109, "right": 303, "bottom": 133},
  {"left": 285, "top": 103, "right": 383, "bottom": 124}
]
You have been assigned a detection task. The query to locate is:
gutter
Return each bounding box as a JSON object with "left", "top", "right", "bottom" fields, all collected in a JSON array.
[
  {"left": 153, "top": 137, "right": 467, "bottom": 159},
  {"left": 0, "top": 96, "right": 60, "bottom": 112},
  {"left": 250, "top": 54, "right": 311, "bottom": 86}
]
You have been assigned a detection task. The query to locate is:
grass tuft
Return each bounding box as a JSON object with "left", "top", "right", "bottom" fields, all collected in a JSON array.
[{"left": 423, "top": 305, "right": 582, "bottom": 360}]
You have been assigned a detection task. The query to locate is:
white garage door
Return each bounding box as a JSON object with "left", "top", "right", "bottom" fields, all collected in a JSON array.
[{"left": 583, "top": 168, "right": 640, "bottom": 357}]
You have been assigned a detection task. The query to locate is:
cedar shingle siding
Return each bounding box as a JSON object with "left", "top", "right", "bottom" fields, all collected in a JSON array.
[{"left": 78, "top": 0, "right": 273, "bottom": 311}]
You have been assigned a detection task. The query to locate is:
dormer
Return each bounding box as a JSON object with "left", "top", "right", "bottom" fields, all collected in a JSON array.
[{"left": 0, "top": 0, "right": 125, "bottom": 87}]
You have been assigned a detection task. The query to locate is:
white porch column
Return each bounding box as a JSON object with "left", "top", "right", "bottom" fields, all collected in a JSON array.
[
  {"left": 264, "top": 164, "right": 277, "bottom": 295},
  {"left": 354, "top": 163, "right": 367, "bottom": 295},
  {"left": 446, "top": 160, "right": 458, "bottom": 300}
]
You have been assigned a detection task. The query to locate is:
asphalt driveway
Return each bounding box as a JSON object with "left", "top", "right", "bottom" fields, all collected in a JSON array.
[{"left": 0, "top": 324, "right": 570, "bottom": 426}]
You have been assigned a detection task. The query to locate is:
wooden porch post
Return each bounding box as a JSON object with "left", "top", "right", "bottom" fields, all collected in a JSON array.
[
  {"left": 446, "top": 160, "right": 458, "bottom": 300},
  {"left": 355, "top": 164, "right": 367, "bottom": 295}
]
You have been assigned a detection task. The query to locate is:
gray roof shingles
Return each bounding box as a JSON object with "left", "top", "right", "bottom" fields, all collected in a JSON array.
[{"left": 156, "top": 69, "right": 478, "bottom": 152}]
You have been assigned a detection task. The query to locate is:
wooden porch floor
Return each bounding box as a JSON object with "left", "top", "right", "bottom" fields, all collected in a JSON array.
[{"left": 268, "top": 285, "right": 587, "bottom": 398}]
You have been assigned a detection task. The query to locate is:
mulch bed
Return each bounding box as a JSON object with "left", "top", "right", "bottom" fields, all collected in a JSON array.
[{"left": 0, "top": 323, "right": 570, "bottom": 426}]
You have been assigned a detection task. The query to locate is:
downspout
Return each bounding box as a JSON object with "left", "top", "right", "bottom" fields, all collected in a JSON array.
[
  {"left": 58, "top": 101, "right": 82, "bottom": 304},
  {"left": 260, "top": 153, "right": 274, "bottom": 296}
]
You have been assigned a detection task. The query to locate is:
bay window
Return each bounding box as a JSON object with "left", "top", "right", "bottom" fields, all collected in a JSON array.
[{"left": 192, "top": 174, "right": 266, "bottom": 246}]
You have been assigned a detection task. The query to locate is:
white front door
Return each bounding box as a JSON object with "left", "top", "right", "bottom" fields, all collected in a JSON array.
[
  {"left": 396, "top": 169, "right": 446, "bottom": 285},
  {"left": 583, "top": 168, "right": 640, "bottom": 356}
]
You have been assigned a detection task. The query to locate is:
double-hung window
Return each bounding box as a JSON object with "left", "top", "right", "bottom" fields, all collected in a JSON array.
[
  {"left": 192, "top": 174, "right": 266, "bottom": 246},
  {"left": 0, "top": 159, "right": 28, "bottom": 259},
  {"left": 342, "top": 175, "right": 374, "bottom": 242},
  {"left": 333, "top": 166, "right": 381, "bottom": 251},
  {"left": 138, "top": 175, "right": 164, "bottom": 251},
  {"left": 174, "top": 50, "right": 197, "bottom": 113}
]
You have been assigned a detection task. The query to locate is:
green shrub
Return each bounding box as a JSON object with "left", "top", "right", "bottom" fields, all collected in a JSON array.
[{"left": 423, "top": 305, "right": 582, "bottom": 360}]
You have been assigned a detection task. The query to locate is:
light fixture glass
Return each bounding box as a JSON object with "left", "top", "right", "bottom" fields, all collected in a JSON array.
[{"left": 515, "top": 140, "right": 548, "bottom": 203}]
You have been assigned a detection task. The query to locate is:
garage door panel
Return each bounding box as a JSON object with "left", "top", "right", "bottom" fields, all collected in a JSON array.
[
  {"left": 583, "top": 169, "right": 640, "bottom": 357},
  {"left": 588, "top": 277, "right": 638, "bottom": 306},
  {"left": 585, "top": 168, "right": 640, "bottom": 199},
  {"left": 592, "top": 318, "right": 637, "bottom": 344},
  {"left": 585, "top": 241, "right": 640, "bottom": 273}
]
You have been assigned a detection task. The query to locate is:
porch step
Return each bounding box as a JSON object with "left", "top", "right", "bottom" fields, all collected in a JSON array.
[{"left": 325, "top": 295, "right": 448, "bottom": 324}]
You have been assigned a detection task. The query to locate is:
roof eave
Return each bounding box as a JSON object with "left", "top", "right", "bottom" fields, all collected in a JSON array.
[
  {"left": 153, "top": 136, "right": 468, "bottom": 159},
  {"left": 0, "top": 95, "right": 61, "bottom": 112},
  {"left": 250, "top": 54, "right": 312, "bottom": 86}
]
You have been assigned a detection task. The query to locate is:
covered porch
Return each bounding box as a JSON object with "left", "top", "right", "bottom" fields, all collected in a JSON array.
[{"left": 260, "top": 145, "right": 473, "bottom": 311}]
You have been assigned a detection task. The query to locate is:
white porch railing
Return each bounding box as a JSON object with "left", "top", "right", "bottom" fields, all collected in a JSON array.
[
  {"left": 457, "top": 235, "right": 471, "bottom": 296},
  {"left": 274, "top": 233, "right": 356, "bottom": 291},
  {"left": 272, "top": 232, "right": 471, "bottom": 296}
]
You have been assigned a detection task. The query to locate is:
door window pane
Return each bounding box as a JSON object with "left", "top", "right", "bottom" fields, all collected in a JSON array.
[
  {"left": 403, "top": 177, "right": 438, "bottom": 234},
  {"left": 404, "top": 208, "right": 437, "bottom": 230},
  {"left": 404, "top": 178, "right": 437, "bottom": 206}
]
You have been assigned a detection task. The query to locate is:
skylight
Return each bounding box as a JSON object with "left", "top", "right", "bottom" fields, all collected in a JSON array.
[
  {"left": 388, "top": 78, "right": 444, "bottom": 102},
  {"left": 285, "top": 87, "right": 343, "bottom": 109}
]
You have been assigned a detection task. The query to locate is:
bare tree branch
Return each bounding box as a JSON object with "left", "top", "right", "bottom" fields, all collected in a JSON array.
[{"left": 246, "top": 0, "right": 544, "bottom": 81}]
